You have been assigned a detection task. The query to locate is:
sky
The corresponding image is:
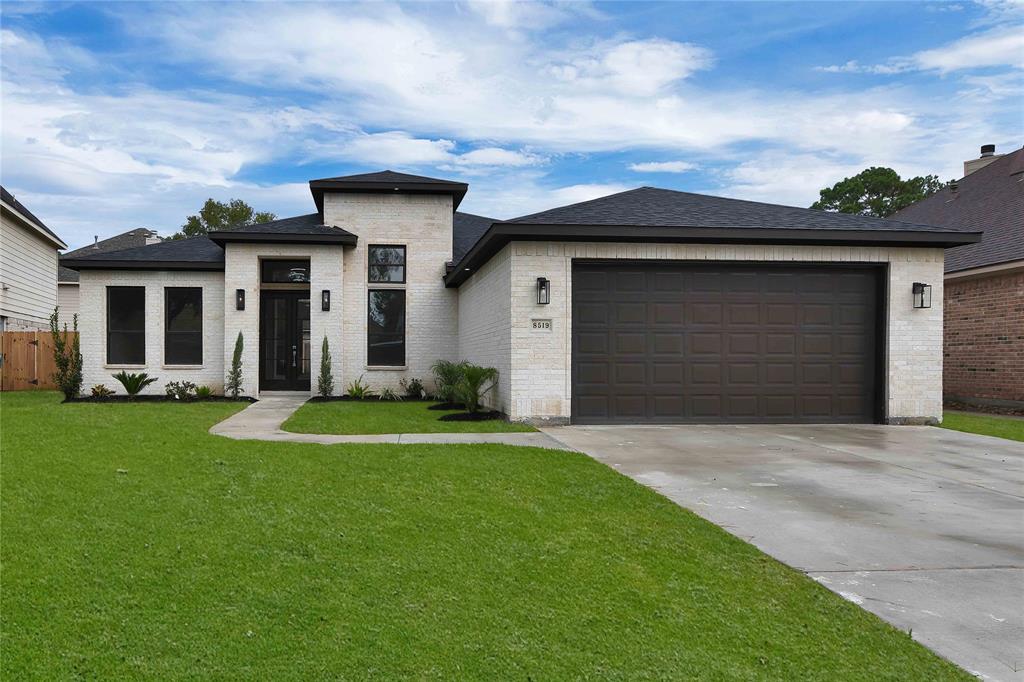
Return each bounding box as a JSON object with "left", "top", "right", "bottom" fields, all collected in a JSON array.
[{"left": 1, "top": 1, "right": 1022, "bottom": 250}]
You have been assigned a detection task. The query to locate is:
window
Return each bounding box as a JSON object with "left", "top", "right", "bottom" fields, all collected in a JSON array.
[
  {"left": 261, "top": 259, "right": 310, "bottom": 284},
  {"left": 367, "top": 290, "right": 405, "bottom": 366},
  {"left": 368, "top": 245, "right": 406, "bottom": 283},
  {"left": 165, "top": 288, "right": 203, "bottom": 365},
  {"left": 107, "top": 287, "right": 145, "bottom": 365}
]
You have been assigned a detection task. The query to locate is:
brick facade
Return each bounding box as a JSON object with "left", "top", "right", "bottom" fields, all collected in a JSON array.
[{"left": 943, "top": 270, "right": 1024, "bottom": 405}]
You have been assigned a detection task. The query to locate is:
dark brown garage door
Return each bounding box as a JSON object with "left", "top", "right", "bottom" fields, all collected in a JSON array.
[{"left": 572, "top": 262, "right": 882, "bottom": 424}]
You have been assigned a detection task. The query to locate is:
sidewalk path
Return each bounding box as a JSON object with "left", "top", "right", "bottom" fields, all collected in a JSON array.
[{"left": 210, "top": 393, "right": 573, "bottom": 450}]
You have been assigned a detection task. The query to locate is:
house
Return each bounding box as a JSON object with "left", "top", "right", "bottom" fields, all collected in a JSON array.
[
  {"left": 894, "top": 144, "right": 1024, "bottom": 409},
  {"left": 62, "top": 170, "right": 980, "bottom": 424},
  {"left": 58, "top": 229, "right": 163, "bottom": 320},
  {"left": 0, "top": 186, "right": 67, "bottom": 331}
]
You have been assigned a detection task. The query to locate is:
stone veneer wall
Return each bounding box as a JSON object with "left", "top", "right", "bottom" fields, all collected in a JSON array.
[
  {"left": 943, "top": 269, "right": 1024, "bottom": 406},
  {"left": 504, "top": 242, "right": 945, "bottom": 424},
  {"left": 455, "top": 244, "right": 512, "bottom": 412},
  {"left": 79, "top": 270, "right": 225, "bottom": 395}
]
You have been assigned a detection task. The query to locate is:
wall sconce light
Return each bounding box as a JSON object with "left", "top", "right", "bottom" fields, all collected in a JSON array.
[
  {"left": 235, "top": 289, "right": 245, "bottom": 311},
  {"left": 321, "top": 289, "right": 331, "bottom": 312},
  {"left": 912, "top": 282, "right": 932, "bottom": 309},
  {"left": 536, "top": 277, "right": 550, "bottom": 305}
]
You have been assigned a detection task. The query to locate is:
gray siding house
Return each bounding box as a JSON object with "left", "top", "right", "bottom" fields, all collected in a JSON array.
[{"left": 62, "top": 171, "right": 979, "bottom": 424}]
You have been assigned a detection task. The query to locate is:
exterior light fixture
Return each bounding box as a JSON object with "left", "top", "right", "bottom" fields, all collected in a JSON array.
[
  {"left": 912, "top": 282, "right": 932, "bottom": 309},
  {"left": 236, "top": 288, "right": 245, "bottom": 311},
  {"left": 321, "top": 289, "right": 331, "bottom": 311},
  {"left": 537, "top": 277, "right": 550, "bottom": 305}
]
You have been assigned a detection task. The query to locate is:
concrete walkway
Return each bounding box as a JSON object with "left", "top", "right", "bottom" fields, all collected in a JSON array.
[{"left": 209, "top": 393, "right": 572, "bottom": 449}]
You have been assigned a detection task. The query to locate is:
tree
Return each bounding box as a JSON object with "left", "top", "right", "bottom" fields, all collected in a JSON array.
[
  {"left": 226, "top": 332, "right": 244, "bottom": 398},
  {"left": 811, "top": 167, "right": 949, "bottom": 218},
  {"left": 49, "top": 308, "right": 82, "bottom": 400},
  {"left": 318, "top": 337, "right": 334, "bottom": 397},
  {"left": 169, "top": 198, "right": 276, "bottom": 240}
]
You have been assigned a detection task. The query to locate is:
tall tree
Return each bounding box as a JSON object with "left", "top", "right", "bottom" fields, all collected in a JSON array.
[
  {"left": 169, "top": 198, "right": 276, "bottom": 239},
  {"left": 811, "top": 167, "right": 948, "bottom": 218}
]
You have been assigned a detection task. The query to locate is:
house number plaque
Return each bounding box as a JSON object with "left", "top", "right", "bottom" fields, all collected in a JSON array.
[{"left": 531, "top": 319, "right": 552, "bottom": 331}]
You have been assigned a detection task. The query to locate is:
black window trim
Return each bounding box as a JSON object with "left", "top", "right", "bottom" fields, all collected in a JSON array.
[
  {"left": 106, "top": 285, "right": 146, "bottom": 366},
  {"left": 366, "top": 288, "right": 406, "bottom": 367},
  {"left": 164, "top": 286, "right": 204, "bottom": 366},
  {"left": 367, "top": 244, "right": 407, "bottom": 284}
]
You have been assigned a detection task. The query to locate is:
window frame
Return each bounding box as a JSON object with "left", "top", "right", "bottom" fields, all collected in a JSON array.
[
  {"left": 367, "top": 244, "right": 407, "bottom": 284},
  {"left": 106, "top": 286, "right": 146, "bottom": 366},
  {"left": 366, "top": 288, "right": 406, "bottom": 367},
  {"left": 164, "top": 287, "right": 204, "bottom": 366}
]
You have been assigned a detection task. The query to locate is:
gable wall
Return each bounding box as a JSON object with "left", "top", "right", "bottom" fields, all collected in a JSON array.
[{"left": 0, "top": 212, "right": 59, "bottom": 329}]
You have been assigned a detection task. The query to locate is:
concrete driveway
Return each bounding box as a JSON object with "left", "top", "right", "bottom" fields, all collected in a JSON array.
[{"left": 544, "top": 423, "right": 1024, "bottom": 681}]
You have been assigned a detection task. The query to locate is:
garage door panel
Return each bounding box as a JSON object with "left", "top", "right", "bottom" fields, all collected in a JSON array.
[{"left": 572, "top": 262, "right": 879, "bottom": 424}]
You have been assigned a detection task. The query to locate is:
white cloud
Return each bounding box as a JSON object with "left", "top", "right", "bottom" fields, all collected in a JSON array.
[
  {"left": 340, "top": 132, "right": 456, "bottom": 166},
  {"left": 548, "top": 38, "right": 714, "bottom": 96},
  {"left": 464, "top": 0, "right": 592, "bottom": 30},
  {"left": 628, "top": 160, "right": 697, "bottom": 173}
]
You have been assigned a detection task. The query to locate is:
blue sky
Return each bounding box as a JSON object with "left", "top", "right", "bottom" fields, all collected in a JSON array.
[{"left": 2, "top": 1, "right": 1021, "bottom": 249}]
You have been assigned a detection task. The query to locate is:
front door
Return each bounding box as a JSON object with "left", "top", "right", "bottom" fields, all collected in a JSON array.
[{"left": 259, "top": 291, "right": 311, "bottom": 391}]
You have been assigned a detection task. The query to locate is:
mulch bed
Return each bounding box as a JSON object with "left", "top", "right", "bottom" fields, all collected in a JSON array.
[
  {"left": 437, "top": 411, "right": 507, "bottom": 422},
  {"left": 307, "top": 396, "right": 432, "bottom": 403},
  {"left": 428, "top": 402, "right": 466, "bottom": 411},
  {"left": 65, "top": 395, "right": 257, "bottom": 404},
  {"left": 944, "top": 401, "right": 1024, "bottom": 417}
]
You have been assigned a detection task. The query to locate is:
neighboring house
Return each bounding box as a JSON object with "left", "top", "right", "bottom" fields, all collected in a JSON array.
[
  {"left": 894, "top": 145, "right": 1024, "bottom": 408},
  {"left": 62, "top": 170, "right": 979, "bottom": 424},
  {"left": 0, "top": 186, "right": 67, "bottom": 331},
  {"left": 59, "top": 229, "right": 163, "bottom": 320}
]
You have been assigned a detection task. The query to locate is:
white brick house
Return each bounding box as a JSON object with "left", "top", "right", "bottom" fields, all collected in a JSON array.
[{"left": 62, "top": 171, "right": 980, "bottom": 425}]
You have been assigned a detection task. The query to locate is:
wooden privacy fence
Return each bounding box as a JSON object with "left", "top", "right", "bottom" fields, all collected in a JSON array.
[{"left": 0, "top": 331, "right": 77, "bottom": 391}]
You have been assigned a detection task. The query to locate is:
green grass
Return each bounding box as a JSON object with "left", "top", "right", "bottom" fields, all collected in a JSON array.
[
  {"left": 283, "top": 399, "right": 536, "bottom": 434},
  {"left": 1, "top": 392, "right": 968, "bottom": 680},
  {"left": 941, "top": 410, "right": 1024, "bottom": 442}
]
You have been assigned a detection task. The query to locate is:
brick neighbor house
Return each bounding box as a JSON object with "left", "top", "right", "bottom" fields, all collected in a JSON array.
[{"left": 894, "top": 145, "right": 1024, "bottom": 409}]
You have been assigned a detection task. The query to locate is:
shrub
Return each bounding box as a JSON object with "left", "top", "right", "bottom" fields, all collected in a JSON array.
[
  {"left": 90, "top": 384, "right": 114, "bottom": 398},
  {"left": 379, "top": 386, "right": 401, "bottom": 401},
  {"left": 431, "top": 360, "right": 468, "bottom": 404},
  {"left": 345, "top": 376, "right": 374, "bottom": 399},
  {"left": 318, "top": 337, "right": 334, "bottom": 397},
  {"left": 196, "top": 385, "right": 214, "bottom": 399},
  {"left": 226, "top": 332, "right": 244, "bottom": 398},
  {"left": 165, "top": 381, "right": 198, "bottom": 401},
  {"left": 457, "top": 364, "right": 499, "bottom": 413},
  {"left": 399, "top": 377, "right": 425, "bottom": 399},
  {"left": 112, "top": 371, "right": 158, "bottom": 398},
  {"left": 49, "top": 308, "right": 83, "bottom": 400}
]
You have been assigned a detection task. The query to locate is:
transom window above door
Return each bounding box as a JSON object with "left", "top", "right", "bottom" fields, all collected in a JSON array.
[
  {"left": 261, "top": 259, "right": 310, "bottom": 284},
  {"left": 368, "top": 245, "right": 406, "bottom": 283}
]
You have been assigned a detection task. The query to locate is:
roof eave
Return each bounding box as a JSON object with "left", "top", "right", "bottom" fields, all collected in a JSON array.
[
  {"left": 207, "top": 231, "right": 358, "bottom": 247},
  {"left": 443, "top": 223, "right": 983, "bottom": 288},
  {"left": 0, "top": 201, "right": 68, "bottom": 249},
  {"left": 61, "top": 259, "right": 225, "bottom": 272},
  {"left": 309, "top": 181, "right": 468, "bottom": 212}
]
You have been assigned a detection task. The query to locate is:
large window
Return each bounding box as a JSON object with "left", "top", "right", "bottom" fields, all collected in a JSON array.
[
  {"left": 107, "top": 286, "right": 145, "bottom": 365},
  {"left": 165, "top": 287, "right": 203, "bottom": 365},
  {"left": 367, "top": 290, "right": 406, "bottom": 366},
  {"left": 368, "top": 245, "right": 406, "bottom": 283}
]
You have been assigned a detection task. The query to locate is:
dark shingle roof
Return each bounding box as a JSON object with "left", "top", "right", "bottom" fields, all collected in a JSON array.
[
  {"left": 309, "top": 170, "right": 468, "bottom": 211},
  {"left": 507, "top": 186, "right": 972, "bottom": 233},
  {"left": 61, "top": 237, "right": 225, "bottom": 270},
  {"left": 1, "top": 185, "right": 66, "bottom": 248},
  {"left": 893, "top": 147, "right": 1024, "bottom": 273},
  {"left": 60, "top": 228, "right": 163, "bottom": 282},
  {"left": 453, "top": 211, "right": 497, "bottom": 262},
  {"left": 208, "top": 213, "right": 357, "bottom": 246}
]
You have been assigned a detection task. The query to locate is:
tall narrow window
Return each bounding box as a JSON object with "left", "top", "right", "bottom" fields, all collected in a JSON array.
[
  {"left": 368, "top": 245, "right": 406, "bottom": 283},
  {"left": 367, "top": 290, "right": 406, "bottom": 366},
  {"left": 165, "top": 287, "right": 203, "bottom": 365},
  {"left": 107, "top": 286, "right": 145, "bottom": 365}
]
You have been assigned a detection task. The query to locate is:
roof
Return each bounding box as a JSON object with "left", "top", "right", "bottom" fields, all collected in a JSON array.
[
  {"left": 61, "top": 236, "right": 225, "bottom": 271},
  {"left": 0, "top": 185, "right": 67, "bottom": 249},
  {"left": 893, "top": 147, "right": 1024, "bottom": 273},
  {"left": 309, "top": 170, "right": 468, "bottom": 212},
  {"left": 208, "top": 213, "right": 358, "bottom": 246},
  {"left": 453, "top": 211, "right": 497, "bottom": 262},
  {"left": 445, "top": 186, "right": 982, "bottom": 287},
  {"left": 59, "top": 228, "right": 163, "bottom": 282}
]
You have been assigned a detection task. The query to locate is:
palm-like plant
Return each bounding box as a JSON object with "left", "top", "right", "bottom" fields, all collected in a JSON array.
[
  {"left": 112, "top": 371, "right": 158, "bottom": 399},
  {"left": 431, "top": 359, "right": 468, "bottom": 404},
  {"left": 456, "top": 364, "right": 498, "bottom": 413}
]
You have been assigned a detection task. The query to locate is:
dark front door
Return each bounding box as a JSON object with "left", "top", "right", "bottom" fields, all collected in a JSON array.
[
  {"left": 259, "top": 291, "right": 311, "bottom": 391},
  {"left": 572, "top": 261, "right": 882, "bottom": 425}
]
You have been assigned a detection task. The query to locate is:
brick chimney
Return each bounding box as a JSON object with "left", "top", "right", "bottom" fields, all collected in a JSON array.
[{"left": 963, "top": 144, "right": 1003, "bottom": 176}]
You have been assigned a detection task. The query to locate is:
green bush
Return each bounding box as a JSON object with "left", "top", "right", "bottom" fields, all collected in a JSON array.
[
  {"left": 378, "top": 387, "right": 401, "bottom": 401},
  {"left": 112, "top": 371, "right": 158, "bottom": 398},
  {"left": 90, "top": 384, "right": 114, "bottom": 398},
  {"left": 431, "top": 360, "right": 468, "bottom": 403},
  {"left": 318, "top": 337, "right": 334, "bottom": 397},
  {"left": 457, "top": 364, "right": 498, "bottom": 413},
  {"left": 196, "top": 385, "right": 214, "bottom": 399},
  {"left": 226, "top": 332, "right": 244, "bottom": 398},
  {"left": 399, "top": 377, "right": 425, "bottom": 399},
  {"left": 165, "top": 381, "right": 198, "bottom": 401},
  {"left": 49, "top": 308, "right": 82, "bottom": 400},
  {"left": 345, "top": 376, "right": 374, "bottom": 399}
]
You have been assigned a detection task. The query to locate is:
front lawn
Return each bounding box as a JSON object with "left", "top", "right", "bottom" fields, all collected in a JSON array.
[
  {"left": 283, "top": 399, "right": 536, "bottom": 434},
  {"left": 1, "top": 392, "right": 968, "bottom": 680},
  {"left": 941, "top": 410, "right": 1024, "bottom": 442}
]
